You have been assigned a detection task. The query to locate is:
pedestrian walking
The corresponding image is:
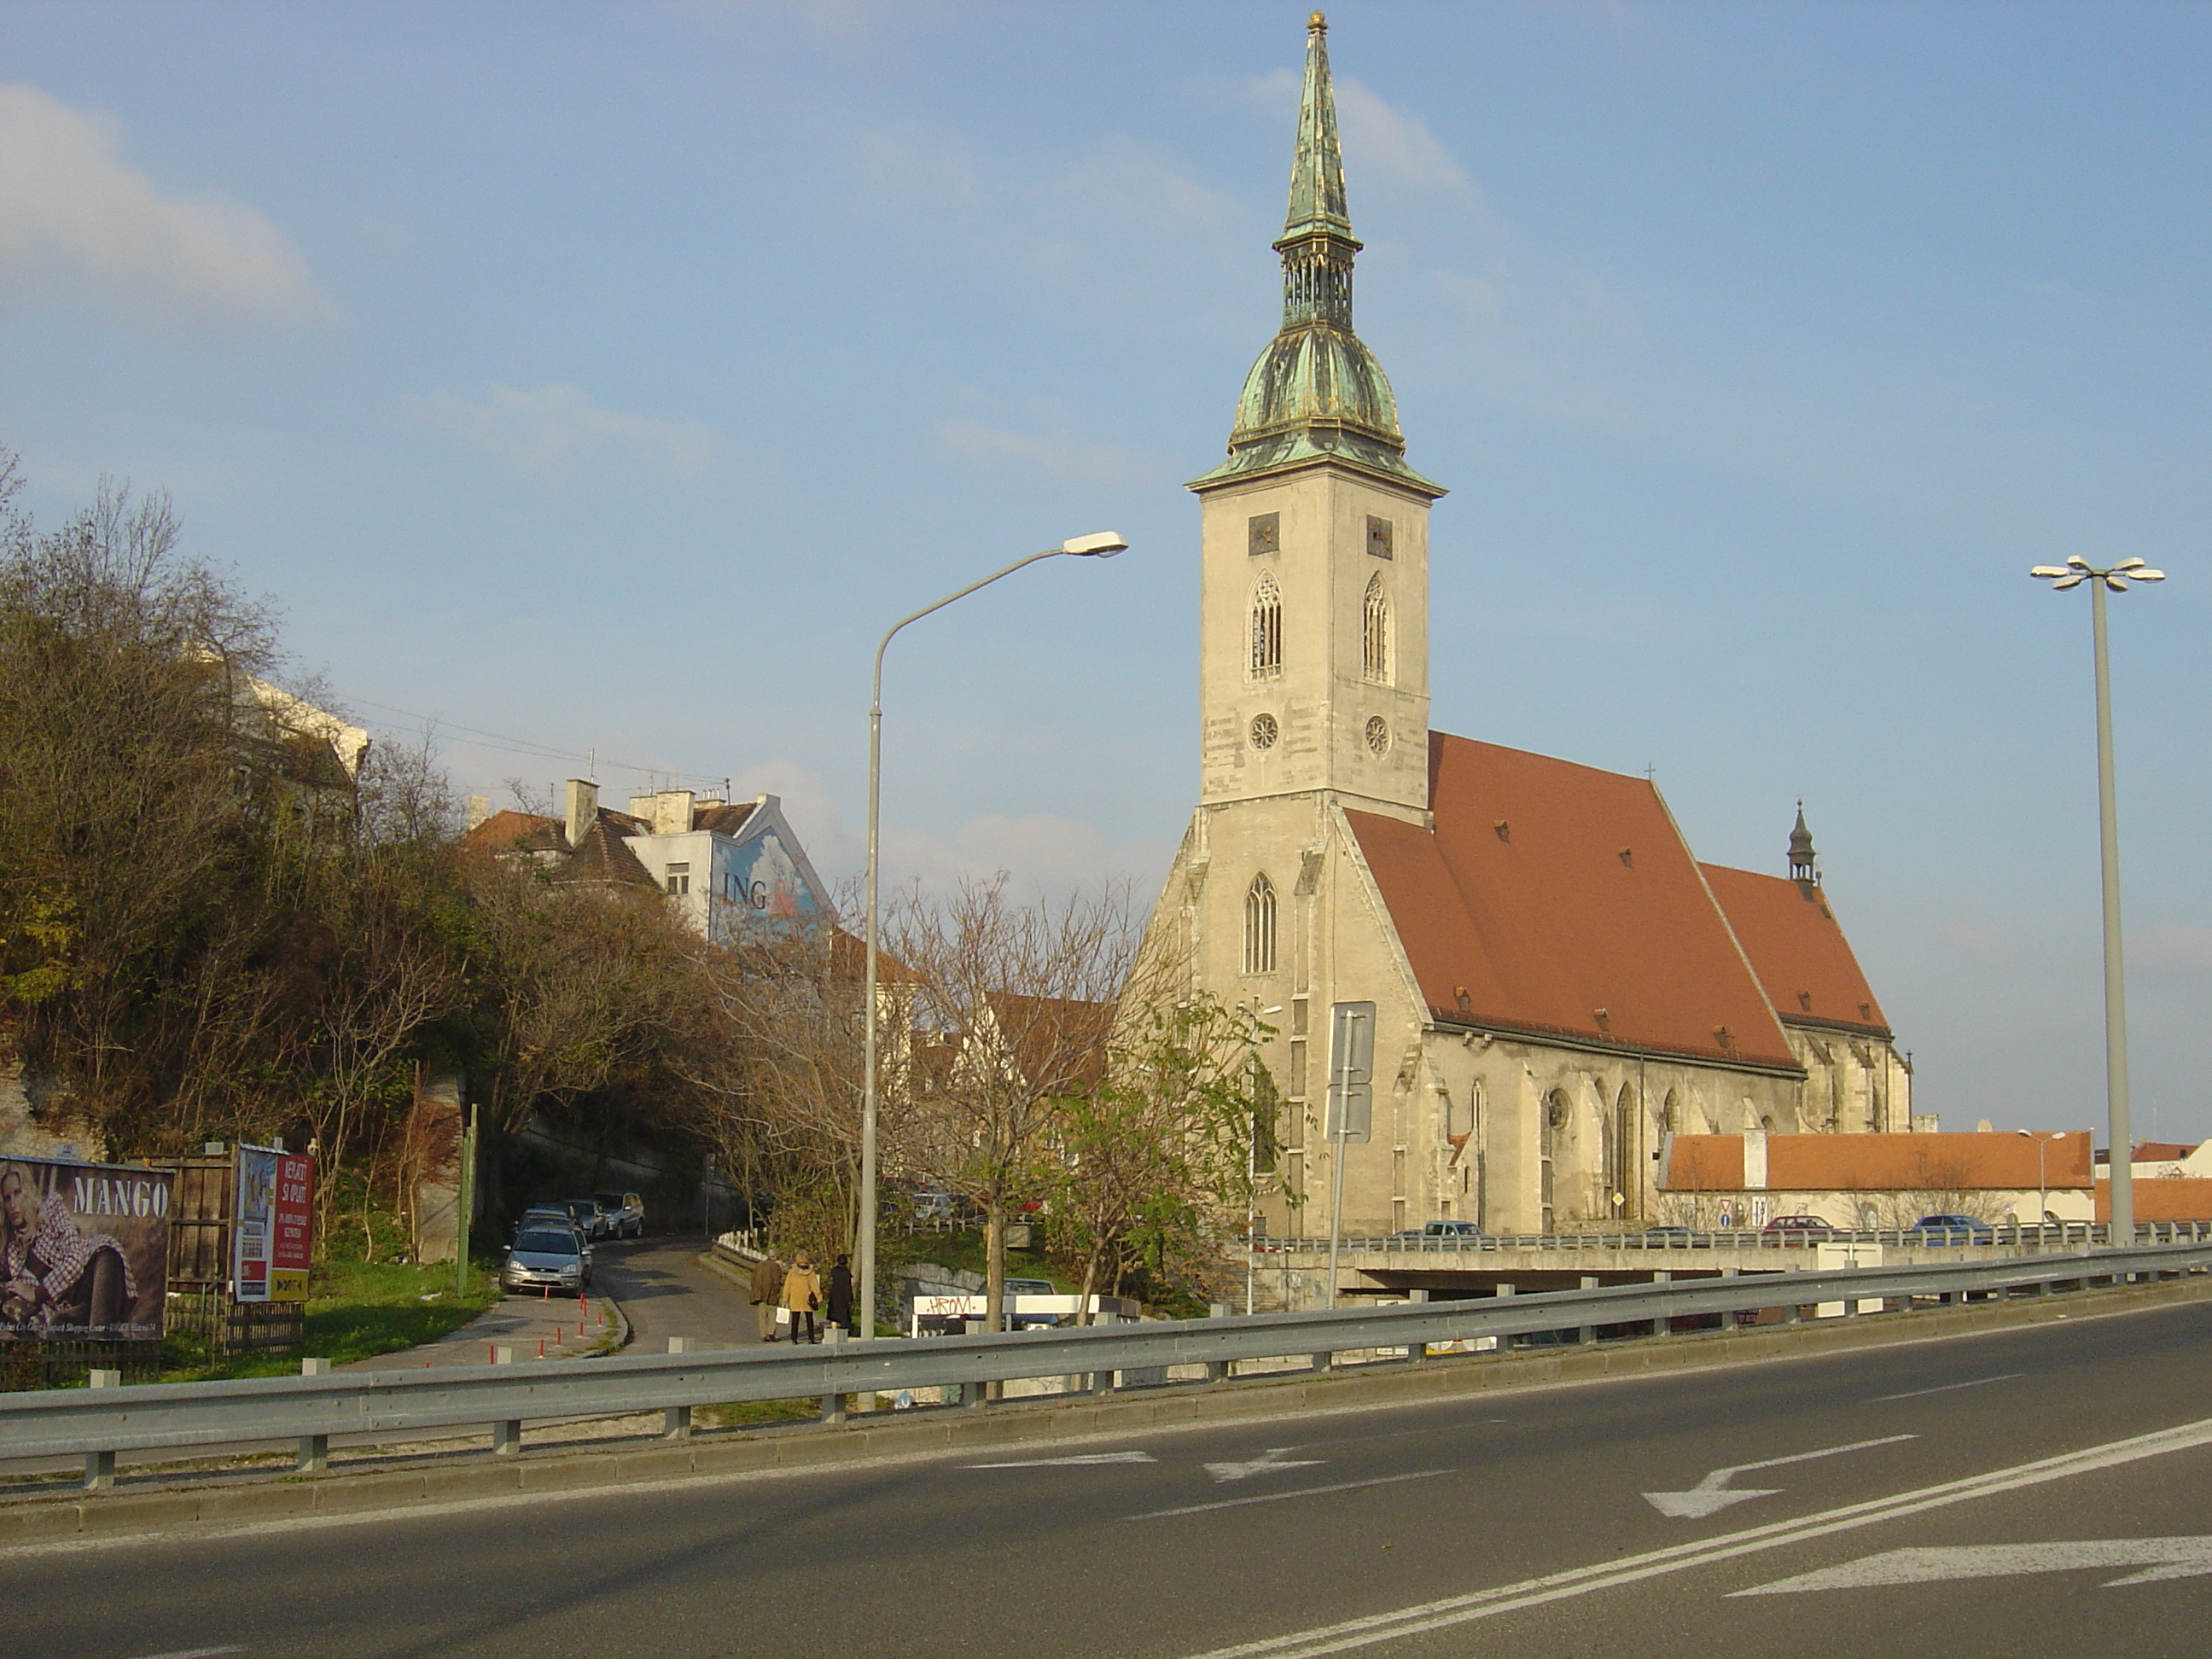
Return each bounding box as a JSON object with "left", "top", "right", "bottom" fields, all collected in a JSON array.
[
  {"left": 824, "top": 1253, "right": 855, "bottom": 1338},
  {"left": 749, "top": 1249, "right": 786, "bottom": 1342},
  {"left": 782, "top": 1255, "right": 823, "bottom": 1345}
]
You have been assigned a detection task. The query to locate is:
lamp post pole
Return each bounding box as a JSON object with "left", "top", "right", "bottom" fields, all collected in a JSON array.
[
  {"left": 2015, "top": 1129, "right": 2063, "bottom": 1229},
  {"left": 859, "top": 533, "right": 1126, "bottom": 1341},
  {"left": 2029, "top": 556, "right": 2164, "bottom": 1249}
]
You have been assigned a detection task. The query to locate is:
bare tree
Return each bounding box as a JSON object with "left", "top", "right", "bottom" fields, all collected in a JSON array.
[
  {"left": 887, "top": 876, "right": 1133, "bottom": 1330},
  {"left": 1043, "top": 987, "right": 1274, "bottom": 1320}
]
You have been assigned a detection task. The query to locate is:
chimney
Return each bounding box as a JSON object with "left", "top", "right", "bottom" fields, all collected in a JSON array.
[
  {"left": 653, "top": 790, "right": 695, "bottom": 835},
  {"left": 564, "top": 777, "right": 597, "bottom": 850},
  {"left": 466, "top": 795, "right": 489, "bottom": 833}
]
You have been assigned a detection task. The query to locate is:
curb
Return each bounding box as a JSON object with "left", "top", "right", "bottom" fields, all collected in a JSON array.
[{"left": 6, "top": 1272, "right": 2208, "bottom": 1545}]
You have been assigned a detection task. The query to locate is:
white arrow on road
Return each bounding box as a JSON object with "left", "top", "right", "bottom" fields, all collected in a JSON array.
[
  {"left": 1644, "top": 1434, "right": 1918, "bottom": 1518},
  {"left": 966, "top": 1451, "right": 1157, "bottom": 1469},
  {"left": 1202, "top": 1447, "right": 1324, "bottom": 1484},
  {"left": 1735, "top": 1537, "right": 2212, "bottom": 1595}
]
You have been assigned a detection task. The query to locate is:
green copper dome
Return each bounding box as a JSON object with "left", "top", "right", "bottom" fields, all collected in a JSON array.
[{"left": 1193, "top": 15, "right": 1442, "bottom": 497}]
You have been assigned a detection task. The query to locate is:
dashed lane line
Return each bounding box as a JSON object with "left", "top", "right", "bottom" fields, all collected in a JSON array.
[{"left": 1132, "top": 1470, "right": 1451, "bottom": 1522}]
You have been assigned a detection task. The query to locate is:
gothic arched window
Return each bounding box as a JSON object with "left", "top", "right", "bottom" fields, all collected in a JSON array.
[
  {"left": 1251, "top": 573, "right": 1282, "bottom": 679},
  {"left": 1362, "top": 573, "right": 1390, "bottom": 684},
  {"left": 1243, "top": 873, "right": 1277, "bottom": 975}
]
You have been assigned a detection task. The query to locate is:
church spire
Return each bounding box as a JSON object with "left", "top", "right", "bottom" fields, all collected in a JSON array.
[
  {"left": 1788, "top": 801, "right": 1819, "bottom": 888},
  {"left": 1283, "top": 14, "right": 1353, "bottom": 247},
  {"left": 1191, "top": 13, "right": 1441, "bottom": 495}
]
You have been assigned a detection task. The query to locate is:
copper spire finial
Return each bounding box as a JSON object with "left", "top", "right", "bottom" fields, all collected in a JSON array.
[{"left": 1310, "top": 10, "right": 1327, "bottom": 30}]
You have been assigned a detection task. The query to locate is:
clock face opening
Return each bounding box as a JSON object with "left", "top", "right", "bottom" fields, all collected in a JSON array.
[
  {"left": 1249, "top": 713, "right": 1279, "bottom": 752},
  {"left": 1365, "top": 715, "right": 1389, "bottom": 755}
]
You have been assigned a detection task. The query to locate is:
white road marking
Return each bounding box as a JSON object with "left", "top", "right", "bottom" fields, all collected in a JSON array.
[
  {"left": 1869, "top": 1372, "right": 2023, "bottom": 1403},
  {"left": 1176, "top": 1415, "right": 2212, "bottom": 1659},
  {"left": 126, "top": 1649, "right": 246, "bottom": 1659},
  {"left": 1204, "top": 1447, "right": 1324, "bottom": 1483},
  {"left": 1132, "top": 1469, "right": 1450, "bottom": 1521},
  {"left": 1644, "top": 1434, "right": 1917, "bottom": 1518},
  {"left": 965, "top": 1450, "right": 1157, "bottom": 1468},
  {"left": 1736, "top": 1537, "right": 2212, "bottom": 1594}
]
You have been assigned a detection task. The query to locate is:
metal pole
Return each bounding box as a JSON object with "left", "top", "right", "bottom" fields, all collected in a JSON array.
[
  {"left": 456, "top": 1103, "right": 475, "bottom": 1301},
  {"left": 1324, "top": 1013, "right": 1359, "bottom": 1312},
  {"left": 860, "top": 545, "right": 1097, "bottom": 1342},
  {"left": 2088, "top": 576, "right": 2134, "bottom": 1247}
]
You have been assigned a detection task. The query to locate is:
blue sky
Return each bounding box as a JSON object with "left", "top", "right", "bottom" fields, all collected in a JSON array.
[{"left": 3, "top": 1, "right": 2208, "bottom": 1141}]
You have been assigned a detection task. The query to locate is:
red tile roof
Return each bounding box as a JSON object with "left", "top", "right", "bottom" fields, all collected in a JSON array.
[
  {"left": 694, "top": 801, "right": 759, "bottom": 836},
  {"left": 463, "top": 809, "right": 562, "bottom": 853},
  {"left": 1345, "top": 732, "right": 1796, "bottom": 1069},
  {"left": 2099, "top": 1179, "right": 2212, "bottom": 1221},
  {"left": 1662, "top": 1132, "right": 2093, "bottom": 1191},
  {"left": 1700, "top": 864, "right": 1889, "bottom": 1034},
  {"left": 2133, "top": 1141, "right": 2198, "bottom": 1162}
]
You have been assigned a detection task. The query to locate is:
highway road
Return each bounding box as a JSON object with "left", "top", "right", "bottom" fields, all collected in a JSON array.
[{"left": 19, "top": 1294, "right": 2212, "bottom": 1658}]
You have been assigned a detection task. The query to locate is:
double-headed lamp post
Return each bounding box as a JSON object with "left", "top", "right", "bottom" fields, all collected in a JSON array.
[
  {"left": 2029, "top": 555, "right": 2165, "bottom": 1246},
  {"left": 857, "top": 532, "right": 1126, "bottom": 1339},
  {"left": 2013, "top": 1129, "right": 2068, "bottom": 1228}
]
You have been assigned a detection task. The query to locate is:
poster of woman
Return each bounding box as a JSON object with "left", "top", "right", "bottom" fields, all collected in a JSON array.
[{"left": 0, "top": 1157, "right": 172, "bottom": 1342}]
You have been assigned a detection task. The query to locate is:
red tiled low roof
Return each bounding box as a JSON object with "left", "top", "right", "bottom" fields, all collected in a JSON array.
[
  {"left": 1345, "top": 732, "right": 1796, "bottom": 1068},
  {"left": 2099, "top": 1179, "right": 2212, "bottom": 1221},
  {"left": 1701, "top": 864, "right": 1888, "bottom": 1033},
  {"left": 463, "top": 809, "right": 562, "bottom": 853},
  {"left": 1662, "top": 1132, "right": 2093, "bottom": 1191},
  {"left": 2133, "top": 1141, "right": 2198, "bottom": 1162},
  {"left": 694, "top": 801, "right": 759, "bottom": 836}
]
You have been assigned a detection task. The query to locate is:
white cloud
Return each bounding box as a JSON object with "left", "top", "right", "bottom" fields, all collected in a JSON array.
[
  {"left": 410, "top": 383, "right": 715, "bottom": 482},
  {"left": 2133, "top": 925, "right": 2212, "bottom": 983},
  {"left": 1240, "top": 68, "right": 1472, "bottom": 195},
  {"left": 937, "top": 418, "right": 1152, "bottom": 486},
  {"left": 0, "top": 82, "right": 330, "bottom": 328}
]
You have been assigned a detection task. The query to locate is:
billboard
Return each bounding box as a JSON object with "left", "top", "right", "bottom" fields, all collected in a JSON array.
[
  {"left": 0, "top": 1155, "right": 172, "bottom": 1342},
  {"left": 235, "top": 1145, "right": 314, "bottom": 1303}
]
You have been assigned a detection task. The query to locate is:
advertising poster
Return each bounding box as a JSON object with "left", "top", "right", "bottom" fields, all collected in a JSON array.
[
  {"left": 0, "top": 1155, "right": 172, "bottom": 1341},
  {"left": 271, "top": 1152, "right": 314, "bottom": 1301},
  {"left": 233, "top": 1144, "right": 276, "bottom": 1302}
]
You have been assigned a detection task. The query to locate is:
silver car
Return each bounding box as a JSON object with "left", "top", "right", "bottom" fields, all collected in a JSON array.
[{"left": 503, "top": 1225, "right": 592, "bottom": 1294}]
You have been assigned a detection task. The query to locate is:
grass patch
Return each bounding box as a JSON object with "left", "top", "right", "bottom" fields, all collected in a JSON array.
[
  {"left": 887, "top": 1228, "right": 1070, "bottom": 1292},
  {"left": 160, "top": 1258, "right": 501, "bottom": 1382},
  {"left": 700, "top": 1397, "right": 820, "bottom": 1429}
]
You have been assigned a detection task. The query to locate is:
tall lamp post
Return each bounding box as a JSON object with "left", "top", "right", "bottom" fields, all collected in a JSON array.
[
  {"left": 2029, "top": 555, "right": 2164, "bottom": 1247},
  {"left": 858, "top": 532, "right": 1126, "bottom": 1340}
]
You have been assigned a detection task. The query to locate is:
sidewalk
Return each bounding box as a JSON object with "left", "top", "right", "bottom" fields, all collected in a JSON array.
[{"left": 346, "top": 1285, "right": 624, "bottom": 1371}]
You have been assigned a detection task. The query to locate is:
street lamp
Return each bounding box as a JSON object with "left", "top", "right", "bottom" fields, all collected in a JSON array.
[
  {"left": 858, "top": 532, "right": 1126, "bottom": 1340},
  {"left": 2014, "top": 1129, "right": 2068, "bottom": 1231},
  {"left": 2029, "top": 555, "right": 2165, "bottom": 1247}
]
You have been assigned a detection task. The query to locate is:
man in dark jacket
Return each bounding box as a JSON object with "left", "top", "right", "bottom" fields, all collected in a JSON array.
[{"left": 824, "top": 1254, "right": 856, "bottom": 1338}]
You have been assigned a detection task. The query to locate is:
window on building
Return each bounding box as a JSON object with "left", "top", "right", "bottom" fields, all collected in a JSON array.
[
  {"left": 1243, "top": 872, "right": 1277, "bottom": 975},
  {"left": 1363, "top": 574, "right": 1390, "bottom": 684},
  {"left": 665, "top": 862, "right": 690, "bottom": 896},
  {"left": 1366, "top": 515, "right": 1394, "bottom": 559},
  {"left": 1251, "top": 573, "right": 1282, "bottom": 679}
]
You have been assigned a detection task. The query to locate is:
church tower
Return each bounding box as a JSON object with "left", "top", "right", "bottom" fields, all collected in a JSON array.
[{"left": 1191, "top": 12, "right": 1445, "bottom": 828}]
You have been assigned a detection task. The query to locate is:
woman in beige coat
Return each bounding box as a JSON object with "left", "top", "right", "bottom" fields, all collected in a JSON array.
[{"left": 781, "top": 1256, "right": 822, "bottom": 1345}]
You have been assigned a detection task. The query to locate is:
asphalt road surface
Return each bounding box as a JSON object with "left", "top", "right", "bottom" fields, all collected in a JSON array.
[
  {"left": 588, "top": 1235, "right": 762, "bottom": 1351},
  {"left": 20, "top": 1296, "right": 2212, "bottom": 1658}
]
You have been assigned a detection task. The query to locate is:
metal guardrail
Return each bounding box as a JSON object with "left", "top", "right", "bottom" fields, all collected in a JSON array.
[
  {"left": 1254, "top": 1221, "right": 2209, "bottom": 1254},
  {"left": 8, "top": 1241, "right": 2208, "bottom": 1493}
]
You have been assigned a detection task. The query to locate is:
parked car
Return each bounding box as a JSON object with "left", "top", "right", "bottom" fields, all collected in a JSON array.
[
  {"left": 1761, "top": 1214, "right": 1836, "bottom": 1240},
  {"left": 1908, "top": 1213, "right": 1995, "bottom": 1243},
  {"left": 592, "top": 1190, "right": 645, "bottom": 1238},
  {"left": 502, "top": 1225, "right": 592, "bottom": 1295},
  {"left": 552, "top": 1196, "right": 612, "bottom": 1241},
  {"left": 515, "top": 1207, "right": 585, "bottom": 1246},
  {"left": 1388, "top": 1220, "right": 1484, "bottom": 1241}
]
